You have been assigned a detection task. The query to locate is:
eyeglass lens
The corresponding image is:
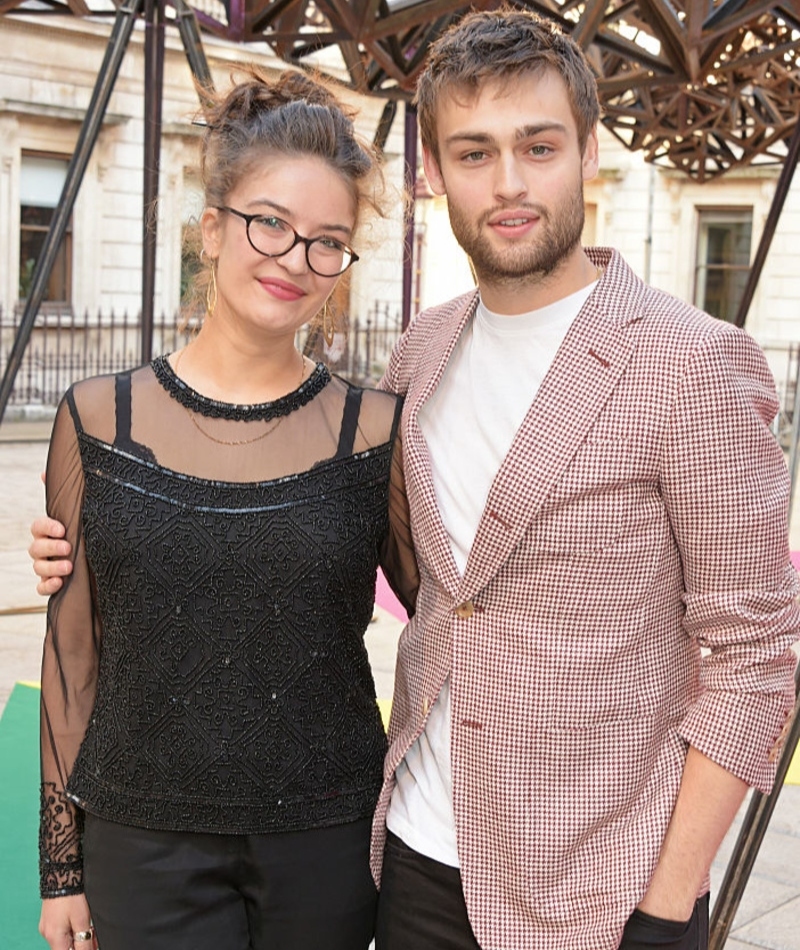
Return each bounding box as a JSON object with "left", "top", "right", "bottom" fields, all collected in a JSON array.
[{"left": 248, "top": 216, "right": 353, "bottom": 277}]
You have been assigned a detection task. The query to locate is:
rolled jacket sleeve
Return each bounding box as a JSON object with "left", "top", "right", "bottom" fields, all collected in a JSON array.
[{"left": 661, "top": 326, "right": 799, "bottom": 793}]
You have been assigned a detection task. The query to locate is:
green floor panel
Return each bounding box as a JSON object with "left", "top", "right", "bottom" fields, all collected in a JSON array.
[{"left": 0, "top": 684, "right": 42, "bottom": 949}]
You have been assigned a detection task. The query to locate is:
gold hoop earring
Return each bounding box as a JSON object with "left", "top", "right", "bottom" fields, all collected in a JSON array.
[
  {"left": 206, "top": 259, "right": 218, "bottom": 319},
  {"left": 322, "top": 302, "right": 335, "bottom": 348}
]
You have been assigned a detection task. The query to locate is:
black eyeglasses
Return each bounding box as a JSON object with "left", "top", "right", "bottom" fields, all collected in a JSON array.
[{"left": 216, "top": 206, "right": 359, "bottom": 278}]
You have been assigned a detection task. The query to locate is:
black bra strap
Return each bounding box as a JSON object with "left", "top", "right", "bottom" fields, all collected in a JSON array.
[
  {"left": 115, "top": 373, "right": 134, "bottom": 449},
  {"left": 114, "top": 371, "right": 158, "bottom": 462},
  {"left": 64, "top": 388, "right": 84, "bottom": 435},
  {"left": 335, "top": 386, "right": 363, "bottom": 459}
]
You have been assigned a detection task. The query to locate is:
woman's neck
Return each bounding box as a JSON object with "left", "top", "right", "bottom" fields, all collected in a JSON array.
[{"left": 171, "top": 327, "right": 308, "bottom": 405}]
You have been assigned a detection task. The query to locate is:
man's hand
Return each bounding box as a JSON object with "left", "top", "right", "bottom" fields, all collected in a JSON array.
[{"left": 29, "top": 516, "right": 73, "bottom": 596}]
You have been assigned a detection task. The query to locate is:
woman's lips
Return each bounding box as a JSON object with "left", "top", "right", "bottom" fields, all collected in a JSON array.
[{"left": 257, "top": 277, "right": 306, "bottom": 301}]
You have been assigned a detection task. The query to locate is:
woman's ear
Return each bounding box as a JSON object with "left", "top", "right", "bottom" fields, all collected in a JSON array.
[{"left": 200, "top": 207, "right": 223, "bottom": 259}]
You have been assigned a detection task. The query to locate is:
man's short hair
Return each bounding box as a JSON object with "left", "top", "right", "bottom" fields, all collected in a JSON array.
[{"left": 415, "top": 6, "right": 601, "bottom": 161}]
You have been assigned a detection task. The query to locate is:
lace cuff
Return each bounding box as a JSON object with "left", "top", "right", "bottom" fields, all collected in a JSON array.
[{"left": 39, "top": 783, "right": 84, "bottom": 898}]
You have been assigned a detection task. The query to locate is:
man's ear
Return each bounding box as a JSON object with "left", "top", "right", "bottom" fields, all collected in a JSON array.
[
  {"left": 421, "top": 147, "right": 447, "bottom": 196},
  {"left": 200, "top": 207, "right": 223, "bottom": 259},
  {"left": 582, "top": 127, "right": 599, "bottom": 181}
]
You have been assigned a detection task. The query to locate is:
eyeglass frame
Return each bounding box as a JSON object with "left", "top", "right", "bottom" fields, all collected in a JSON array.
[{"left": 214, "top": 206, "right": 360, "bottom": 277}]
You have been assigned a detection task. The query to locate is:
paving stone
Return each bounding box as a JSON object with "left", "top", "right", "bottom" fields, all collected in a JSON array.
[{"left": 734, "top": 895, "right": 800, "bottom": 950}]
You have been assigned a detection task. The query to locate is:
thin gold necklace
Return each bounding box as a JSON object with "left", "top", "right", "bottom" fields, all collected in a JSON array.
[{"left": 173, "top": 348, "right": 307, "bottom": 447}]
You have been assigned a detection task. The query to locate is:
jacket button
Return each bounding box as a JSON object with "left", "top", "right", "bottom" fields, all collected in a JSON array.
[{"left": 454, "top": 600, "right": 475, "bottom": 619}]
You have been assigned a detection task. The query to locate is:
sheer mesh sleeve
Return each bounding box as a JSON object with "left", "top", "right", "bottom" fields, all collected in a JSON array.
[
  {"left": 351, "top": 389, "right": 418, "bottom": 617},
  {"left": 381, "top": 433, "right": 418, "bottom": 617},
  {"left": 39, "top": 393, "right": 101, "bottom": 898}
]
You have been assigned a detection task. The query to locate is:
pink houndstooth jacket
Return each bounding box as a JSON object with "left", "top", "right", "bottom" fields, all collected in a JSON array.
[{"left": 374, "top": 248, "right": 800, "bottom": 950}]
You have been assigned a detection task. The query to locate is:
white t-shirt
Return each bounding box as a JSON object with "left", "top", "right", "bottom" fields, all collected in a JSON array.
[{"left": 386, "top": 283, "right": 597, "bottom": 867}]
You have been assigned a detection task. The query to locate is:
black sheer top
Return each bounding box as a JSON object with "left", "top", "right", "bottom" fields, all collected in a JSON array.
[{"left": 40, "top": 357, "right": 417, "bottom": 898}]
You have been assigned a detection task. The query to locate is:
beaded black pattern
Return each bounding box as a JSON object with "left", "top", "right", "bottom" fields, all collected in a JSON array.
[
  {"left": 63, "top": 434, "right": 388, "bottom": 829},
  {"left": 39, "top": 783, "right": 84, "bottom": 897},
  {"left": 151, "top": 354, "right": 331, "bottom": 421}
]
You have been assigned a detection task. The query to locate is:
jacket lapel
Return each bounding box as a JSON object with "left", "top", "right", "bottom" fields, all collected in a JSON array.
[
  {"left": 403, "top": 293, "right": 480, "bottom": 596},
  {"left": 458, "top": 252, "right": 642, "bottom": 601}
]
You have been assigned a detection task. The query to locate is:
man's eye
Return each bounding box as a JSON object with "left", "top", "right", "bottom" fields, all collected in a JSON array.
[
  {"left": 530, "top": 144, "right": 551, "bottom": 156},
  {"left": 463, "top": 151, "right": 487, "bottom": 162}
]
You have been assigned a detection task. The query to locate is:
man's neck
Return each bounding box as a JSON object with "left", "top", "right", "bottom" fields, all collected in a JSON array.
[{"left": 477, "top": 247, "right": 599, "bottom": 316}]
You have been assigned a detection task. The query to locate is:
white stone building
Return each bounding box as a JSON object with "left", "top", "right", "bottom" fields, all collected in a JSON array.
[
  {"left": 0, "top": 12, "right": 406, "bottom": 352},
  {"left": 2, "top": 10, "right": 799, "bottom": 403}
]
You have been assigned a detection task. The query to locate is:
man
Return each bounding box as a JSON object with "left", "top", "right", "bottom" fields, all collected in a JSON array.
[
  {"left": 29, "top": 9, "right": 799, "bottom": 950},
  {"left": 371, "top": 8, "right": 799, "bottom": 950}
]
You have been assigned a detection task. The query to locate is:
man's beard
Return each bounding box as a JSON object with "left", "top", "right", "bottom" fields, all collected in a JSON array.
[{"left": 447, "top": 182, "right": 586, "bottom": 287}]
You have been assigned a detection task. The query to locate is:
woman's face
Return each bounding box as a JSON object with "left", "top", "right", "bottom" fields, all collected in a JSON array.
[{"left": 201, "top": 154, "right": 357, "bottom": 344}]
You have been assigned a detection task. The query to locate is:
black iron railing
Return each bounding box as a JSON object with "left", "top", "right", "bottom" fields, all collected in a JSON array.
[{"left": 0, "top": 301, "right": 403, "bottom": 407}]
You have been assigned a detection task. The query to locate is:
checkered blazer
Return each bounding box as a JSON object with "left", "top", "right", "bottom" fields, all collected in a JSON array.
[{"left": 374, "top": 248, "right": 800, "bottom": 950}]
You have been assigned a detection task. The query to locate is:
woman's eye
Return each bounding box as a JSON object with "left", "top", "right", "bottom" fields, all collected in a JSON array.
[
  {"left": 317, "top": 237, "right": 344, "bottom": 251},
  {"left": 256, "top": 216, "right": 287, "bottom": 231}
]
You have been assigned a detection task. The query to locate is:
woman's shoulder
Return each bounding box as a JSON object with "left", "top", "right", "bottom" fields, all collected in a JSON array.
[
  {"left": 329, "top": 372, "right": 401, "bottom": 407},
  {"left": 360, "top": 384, "right": 402, "bottom": 412},
  {"left": 64, "top": 363, "right": 155, "bottom": 434},
  {"left": 329, "top": 373, "right": 402, "bottom": 449},
  {"left": 68, "top": 362, "right": 153, "bottom": 397},
  {"left": 342, "top": 375, "right": 401, "bottom": 412}
]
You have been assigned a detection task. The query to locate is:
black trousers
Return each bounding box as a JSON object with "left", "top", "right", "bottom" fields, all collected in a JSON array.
[
  {"left": 82, "top": 813, "right": 377, "bottom": 950},
  {"left": 376, "top": 832, "right": 710, "bottom": 950},
  {"left": 375, "top": 832, "right": 481, "bottom": 950},
  {"left": 618, "top": 895, "right": 709, "bottom": 950}
]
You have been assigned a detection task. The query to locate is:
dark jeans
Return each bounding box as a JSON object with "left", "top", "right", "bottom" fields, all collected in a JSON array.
[
  {"left": 82, "top": 813, "right": 377, "bottom": 950},
  {"left": 376, "top": 831, "right": 710, "bottom": 950}
]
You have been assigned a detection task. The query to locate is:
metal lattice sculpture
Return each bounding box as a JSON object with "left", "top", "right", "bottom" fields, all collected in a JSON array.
[{"left": 4, "top": 0, "right": 800, "bottom": 180}]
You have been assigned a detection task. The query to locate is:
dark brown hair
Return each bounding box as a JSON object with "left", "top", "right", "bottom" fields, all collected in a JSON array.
[
  {"left": 183, "top": 66, "right": 387, "bottom": 320},
  {"left": 201, "top": 66, "right": 386, "bottom": 226},
  {"left": 415, "top": 6, "right": 600, "bottom": 161}
]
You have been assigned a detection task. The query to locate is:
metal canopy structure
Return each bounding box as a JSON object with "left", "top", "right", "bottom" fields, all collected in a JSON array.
[
  {"left": 1, "top": 5, "right": 800, "bottom": 944},
  {"left": 4, "top": 0, "right": 800, "bottom": 182},
  {"left": 192, "top": 0, "right": 800, "bottom": 184}
]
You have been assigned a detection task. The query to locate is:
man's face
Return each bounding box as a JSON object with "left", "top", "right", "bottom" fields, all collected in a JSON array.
[{"left": 423, "top": 70, "right": 598, "bottom": 294}]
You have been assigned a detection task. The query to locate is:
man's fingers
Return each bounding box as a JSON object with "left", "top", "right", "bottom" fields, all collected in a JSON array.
[
  {"left": 37, "top": 577, "right": 65, "bottom": 597},
  {"left": 33, "top": 557, "right": 71, "bottom": 582},
  {"left": 31, "top": 515, "right": 67, "bottom": 540},
  {"left": 29, "top": 538, "right": 72, "bottom": 562}
]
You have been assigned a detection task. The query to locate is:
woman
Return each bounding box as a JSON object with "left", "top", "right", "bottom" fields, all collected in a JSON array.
[{"left": 31, "top": 67, "right": 416, "bottom": 950}]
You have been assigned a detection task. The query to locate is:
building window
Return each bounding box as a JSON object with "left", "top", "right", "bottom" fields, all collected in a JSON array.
[
  {"left": 694, "top": 209, "right": 752, "bottom": 323},
  {"left": 19, "top": 154, "right": 72, "bottom": 305}
]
